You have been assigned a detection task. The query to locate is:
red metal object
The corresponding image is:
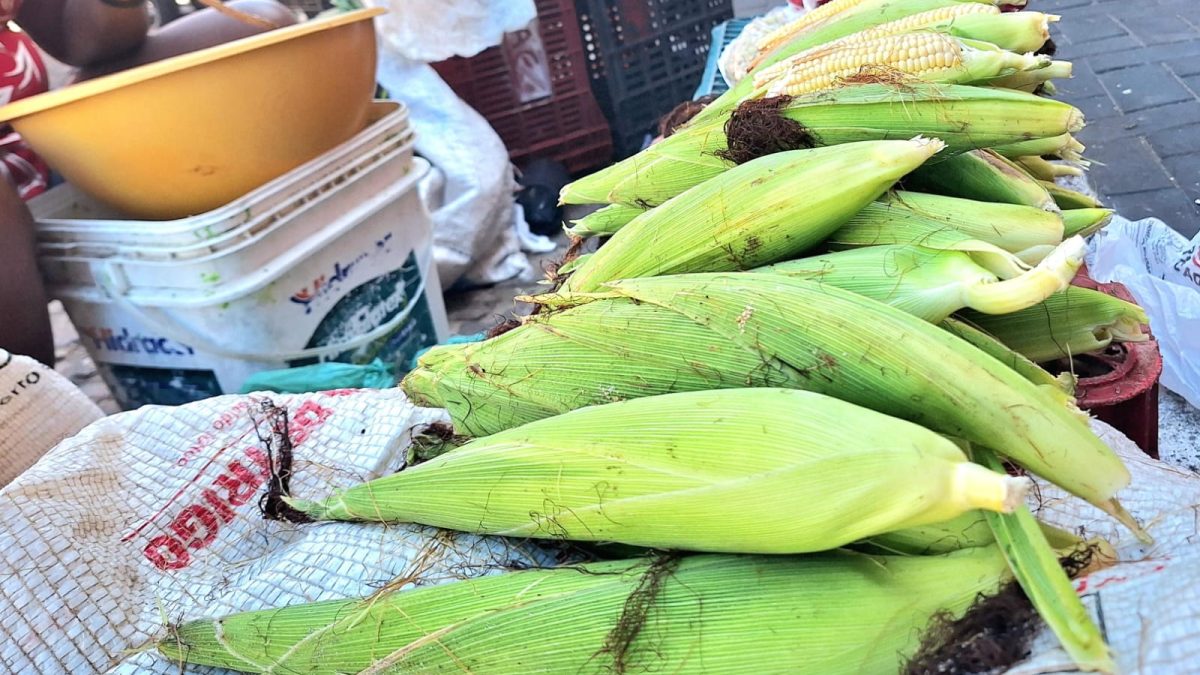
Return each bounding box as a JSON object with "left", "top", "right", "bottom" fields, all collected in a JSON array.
[
  {"left": 432, "top": 0, "right": 612, "bottom": 174},
  {"left": 1069, "top": 267, "right": 1163, "bottom": 457}
]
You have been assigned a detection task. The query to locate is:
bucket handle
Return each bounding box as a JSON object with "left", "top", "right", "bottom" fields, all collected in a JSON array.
[{"left": 95, "top": 250, "right": 434, "bottom": 363}]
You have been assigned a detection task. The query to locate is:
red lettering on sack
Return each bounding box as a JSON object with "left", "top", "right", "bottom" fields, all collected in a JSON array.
[
  {"left": 144, "top": 535, "right": 190, "bottom": 571},
  {"left": 136, "top": 398, "right": 332, "bottom": 571},
  {"left": 170, "top": 504, "right": 220, "bottom": 549}
]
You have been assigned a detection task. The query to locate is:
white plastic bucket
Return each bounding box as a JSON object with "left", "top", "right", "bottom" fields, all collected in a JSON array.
[{"left": 42, "top": 157, "right": 448, "bottom": 409}]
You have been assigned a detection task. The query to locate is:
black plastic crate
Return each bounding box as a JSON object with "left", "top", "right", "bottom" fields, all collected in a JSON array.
[{"left": 576, "top": 0, "right": 734, "bottom": 157}]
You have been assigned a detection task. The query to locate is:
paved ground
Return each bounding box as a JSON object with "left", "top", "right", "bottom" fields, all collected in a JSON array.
[{"left": 1048, "top": 0, "right": 1200, "bottom": 237}]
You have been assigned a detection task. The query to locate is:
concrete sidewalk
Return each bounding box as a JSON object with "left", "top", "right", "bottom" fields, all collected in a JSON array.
[{"left": 1048, "top": 0, "right": 1200, "bottom": 236}]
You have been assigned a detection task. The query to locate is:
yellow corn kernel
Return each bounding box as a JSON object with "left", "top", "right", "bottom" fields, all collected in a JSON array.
[{"left": 757, "top": 32, "right": 965, "bottom": 95}]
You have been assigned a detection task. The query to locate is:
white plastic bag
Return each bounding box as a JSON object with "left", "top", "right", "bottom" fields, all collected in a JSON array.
[
  {"left": 361, "top": 0, "right": 536, "bottom": 63},
  {"left": 378, "top": 49, "right": 534, "bottom": 289},
  {"left": 1087, "top": 216, "right": 1200, "bottom": 408},
  {"left": 0, "top": 389, "right": 557, "bottom": 673}
]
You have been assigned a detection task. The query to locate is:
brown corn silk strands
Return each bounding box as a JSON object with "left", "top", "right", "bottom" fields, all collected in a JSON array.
[{"left": 195, "top": 0, "right": 282, "bottom": 29}]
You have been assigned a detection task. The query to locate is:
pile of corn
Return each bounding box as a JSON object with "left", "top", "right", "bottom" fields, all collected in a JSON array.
[{"left": 161, "top": 1, "right": 1153, "bottom": 673}]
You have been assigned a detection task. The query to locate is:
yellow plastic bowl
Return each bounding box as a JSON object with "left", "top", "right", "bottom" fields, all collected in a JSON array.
[{"left": 0, "top": 8, "right": 385, "bottom": 220}]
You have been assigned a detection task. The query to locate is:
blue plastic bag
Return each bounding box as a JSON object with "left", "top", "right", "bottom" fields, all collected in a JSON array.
[{"left": 239, "top": 358, "right": 396, "bottom": 394}]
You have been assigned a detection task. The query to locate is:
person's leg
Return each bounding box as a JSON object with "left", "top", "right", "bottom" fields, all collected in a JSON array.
[
  {"left": 0, "top": 179, "right": 54, "bottom": 365},
  {"left": 81, "top": 0, "right": 300, "bottom": 79}
]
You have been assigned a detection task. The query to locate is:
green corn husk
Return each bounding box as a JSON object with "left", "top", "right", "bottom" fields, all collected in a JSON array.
[
  {"left": 904, "top": 148, "right": 1060, "bottom": 212},
  {"left": 760, "top": 238, "right": 1085, "bottom": 322},
  {"left": 1043, "top": 179, "right": 1105, "bottom": 209},
  {"left": 863, "top": 509, "right": 1083, "bottom": 556},
  {"left": 941, "top": 317, "right": 1078, "bottom": 405},
  {"left": 993, "top": 132, "right": 1085, "bottom": 162},
  {"left": 1062, "top": 208, "right": 1114, "bottom": 238},
  {"left": 564, "top": 83, "right": 1084, "bottom": 207},
  {"left": 828, "top": 190, "right": 1066, "bottom": 272},
  {"left": 957, "top": 286, "right": 1151, "bottom": 363},
  {"left": 561, "top": 139, "right": 944, "bottom": 293},
  {"left": 989, "top": 59, "right": 1073, "bottom": 92},
  {"left": 974, "top": 446, "right": 1117, "bottom": 673},
  {"left": 689, "top": 0, "right": 1011, "bottom": 129},
  {"left": 565, "top": 203, "right": 647, "bottom": 238},
  {"left": 1017, "top": 155, "right": 1086, "bottom": 181},
  {"left": 404, "top": 273, "right": 1139, "bottom": 534},
  {"left": 288, "top": 388, "right": 1029, "bottom": 552},
  {"left": 158, "top": 548, "right": 1013, "bottom": 674},
  {"left": 938, "top": 10, "right": 1057, "bottom": 52}
]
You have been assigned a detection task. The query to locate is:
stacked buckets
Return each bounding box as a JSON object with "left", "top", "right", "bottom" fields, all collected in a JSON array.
[{"left": 29, "top": 102, "right": 449, "bottom": 409}]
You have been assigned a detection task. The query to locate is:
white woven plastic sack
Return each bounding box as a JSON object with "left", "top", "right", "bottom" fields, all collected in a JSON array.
[
  {"left": 0, "top": 389, "right": 558, "bottom": 673},
  {"left": 1005, "top": 420, "right": 1200, "bottom": 673},
  {"left": 1088, "top": 216, "right": 1200, "bottom": 408},
  {"left": 0, "top": 349, "right": 101, "bottom": 488}
]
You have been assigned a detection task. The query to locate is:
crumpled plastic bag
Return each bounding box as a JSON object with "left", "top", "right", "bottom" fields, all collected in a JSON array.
[
  {"left": 1087, "top": 216, "right": 1200, "bottom": 408},
  {"left": 237, "top": 358, "right": 395, "bottom": 394},
  {"left": 361, "top": 0, "right": 537, "bottom": 63},
  {"left": 378, "top": 49, "right": 534, "bottom": 289}
]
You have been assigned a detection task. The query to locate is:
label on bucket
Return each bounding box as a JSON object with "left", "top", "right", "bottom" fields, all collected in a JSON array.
[
  {"left": 294, "top": 250, "right": 439, "bottom": 374},
  {"left": 105, "top": 365, "right": 222, "bottom": 408}
]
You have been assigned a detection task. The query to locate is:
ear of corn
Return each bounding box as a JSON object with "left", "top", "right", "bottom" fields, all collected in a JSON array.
[
  {"left": 404, "top": 272, "right": 1137, "bottom": 531},
  {"left": 940, "top": 10, "right": 1057, "bottom": 53},
  {"left": 565, "top": 203, "right": 647, "bottom": 238},
  {"left": 989, "top": 59, "right": 1074, "bottom": 92},
  {"left": 159, "top": 548, "right": 1013, "bottom": 674},
  {"left": 994, "top": 133, "right": 1086, "bottom": 162},
  {"left": 973, "top": 446, "right": 1117, "bottom": 673},
  {"left": 562, "top": 83, "right": 1085, "bottom": 208},
  {"left": 754, "top": 33, "right": 1050, "bottom": 98},
  {"left": 1017, "top": 155, "right": 1085, "bottom": 181},
  {"left": 862, "top": 509, "right": 1083, "bottom": 555},
  {"left": 287, "top": 388, "right": 1030, "bottom": 553},
  {"left": 828, "top": 214, "right": 1034, "bottom": 280},
  {"left": 560, "top": 139, "right": 944, "bottom": 293},
  {"left": 827, "top": 191, "right": 1067, "bottom": 271},
  {"left": 905, "top": 148, "right": 1060, "bottom": 212},
  {"left": 1062, "top": 208, "right": 1114, "bottom": 238},
  {"left": 941, "top": 317, "right": 1080, "bottom": 412},
  {"left": 956, "top": 286, "right": 1151, "bottom": 362},
  {"left": 759, "top": 238, "right": 1084, "bottom": 322},
  {"left": 1043, "top": 179, "right": 1105, "bottom": 209},
  {"left": 692, "top": 0, "right": 1018, "bottom": 129}
]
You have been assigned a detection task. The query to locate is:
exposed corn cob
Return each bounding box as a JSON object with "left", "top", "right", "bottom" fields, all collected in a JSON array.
[
  {"left": 829, "top": 190, "right": 1066, "bottom": 271},
  {"left": 941, "top": 317, "right": 1079, "bottom": 407},
  {"left": 288, "top": 389, "right": 1030, "bottom": 552},
  {"left": 694, "top": 0, "right": 1019, "bottom": 129},
  {"left": 905, "top": 148, "right": 1060, "bottom": 211},
  {"left": 159, "top": 549, "right": 1013, "bottom": 674},
  {"left": 760, "top": 238, "right": 1084, "bottom": 322},
  {"left": 974, "top": 446, "right": 1117, "bottom": 673},
  {"left": 1043, "top": 179, "right": 1105, "bottom": 209},
  {"left": 750, "top": 3, "right": 1002, "bottom": 86},
  {"left": 405, "top": 272, "right": 1137, "bottom": 529},
  {"left": 990, "top": 59, "right": 1074, "bottom": 92},
  {"left": 1017, "top": 155, "right": 1086, "bottom": 181},
  {"left": 994, "top": 133, "right": 1086, "bottom": 162},
  {"left": 755, "top": 34, "right": 1050, "bottom": 98},
  {"left": 564, "top": 203, "right": 646, "bottom": 238},
  {"left": 940, "top": 10, "right": 1057, "bottom": 53},
  {"left": 1063, "top": 208, "right": 1114, "bottom": 238},
  {"left": 957, "top": 286, "right": 1151, "bottom": 362},
  {"left": 563, "top": 83, "right": 1084, "bottom": 207},
  {"left": 561, "top": 139, "right": 944, "bottom": 293}
]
